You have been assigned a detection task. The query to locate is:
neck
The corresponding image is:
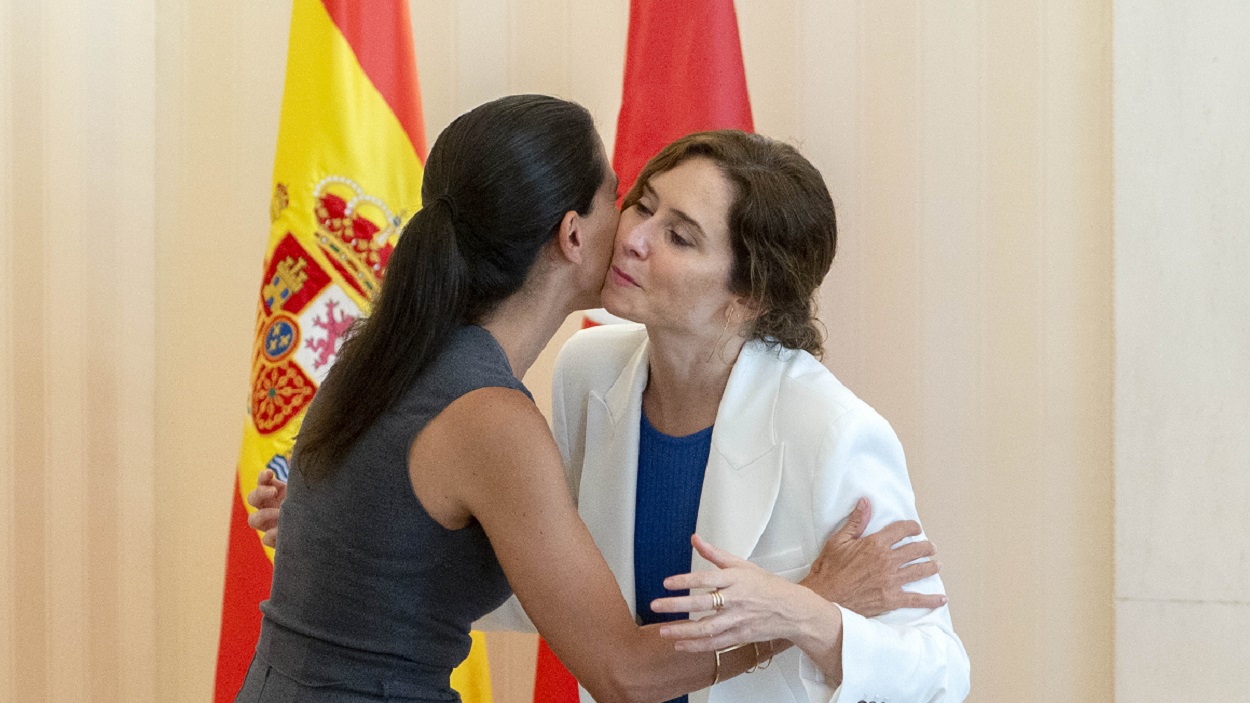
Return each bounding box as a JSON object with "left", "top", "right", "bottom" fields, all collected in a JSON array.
[
  {"left": 642, "top": 326, "right": 748, "bottom": 436},
  {"left": 478, "top": 269, "right": 585, "bottom": 379}
]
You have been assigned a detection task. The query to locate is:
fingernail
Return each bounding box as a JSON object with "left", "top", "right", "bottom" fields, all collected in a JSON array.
[
  {"left": 857, "top": 497, "right": 867, "bottom": 510},
  {"left": 659, "top": 626, "right": 671, "bottom": 637}
]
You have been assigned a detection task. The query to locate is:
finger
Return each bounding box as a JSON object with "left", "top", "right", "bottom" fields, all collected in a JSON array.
[
  {"left": 691, "top": 534, "right": 749, "bottom": 570},
  {"left": 256, "top": 469, "right": 275, "bottom": 486},
  {"left": 248, "top": 507, "right": 280, "bottom": 532},
  {"left": 874, "top": 519, "right": 923, "bottom": 547},
  {"left": 897, "top": 559, "right": 941, "bottom": 584},
  {"left": 658, "top": 612, "right": 742, "bottom": 640},
  {"left": 672, "top": 628, "right": 752, "bottom": 653},
  {"left": 663, "top": 570, "right": 733, "bottom": 593},
  {"left": 899, "top": 591, "right": 948, "bottom": 610},
  {"left": 260, "top": 528, "right": 279, "bottom": 548},
  {"left": 247, "top": 486, "right": 281, "bottom": 511},
  {"left": 845, "top": 497, "right": 872, "bottom": 539},
  {"left": 650, "top": 593, "right": 714, "bottom": 614},
  {"left": 891, "top": 539, "right": 936, "bottom": 564},
  {"left": 825, "top": 497, "right": 871, "bottom": 546}
]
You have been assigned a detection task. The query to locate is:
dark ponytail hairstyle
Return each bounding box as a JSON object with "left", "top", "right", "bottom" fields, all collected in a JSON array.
[{"left": 295, "top": 95, "right": 606, "bottom": 483}]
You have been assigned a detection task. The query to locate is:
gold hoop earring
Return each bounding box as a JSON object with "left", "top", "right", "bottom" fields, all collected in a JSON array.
[{"left": 707, "top": 306, "right": 737, "bottom": 364}]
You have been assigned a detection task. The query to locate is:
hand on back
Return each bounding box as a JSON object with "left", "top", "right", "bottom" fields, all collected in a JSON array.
[{"left": 247, "top": 469, "right": 286, "bottom": 548}]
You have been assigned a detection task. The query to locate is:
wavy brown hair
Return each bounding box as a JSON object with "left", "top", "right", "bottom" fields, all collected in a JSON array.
[{"left": 622, "top": 130, "right": 837, "bottom": 356}]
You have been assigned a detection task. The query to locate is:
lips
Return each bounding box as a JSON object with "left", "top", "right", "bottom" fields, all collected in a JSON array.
[{"left": 611, "top": 266, "right": 640, "bottom": 288}]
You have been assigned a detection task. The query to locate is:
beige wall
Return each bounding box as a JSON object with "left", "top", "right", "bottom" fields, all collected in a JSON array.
[
  {"left": 1114, "top": 3, "right": 1250, "bottom": 700},
  {"left": 152, "top": 2, "right": 288, "bottom": 701},
  {"left": 795, "top": 2, "right": 1116, "bottom": 700},
  {"left": 1, "top": 0, "right": 160, "bottom": 700},
  {"left": 2, "top": 1, "right": 1238, "bottom": 702}
]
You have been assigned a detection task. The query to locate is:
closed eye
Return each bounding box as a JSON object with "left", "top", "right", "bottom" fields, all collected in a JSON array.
[{"left": 668, "top": 230, "right": 692, "bottom": 247}]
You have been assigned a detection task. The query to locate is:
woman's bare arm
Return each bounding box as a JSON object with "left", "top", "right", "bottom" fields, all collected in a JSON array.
[{"left": 411, "top": 387, "right": 762, "bottom": 703}]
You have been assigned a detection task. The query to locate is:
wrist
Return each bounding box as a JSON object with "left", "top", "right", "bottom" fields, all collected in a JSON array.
[{"left": 789, "top": 588, "right": 843, "bottom": 659}]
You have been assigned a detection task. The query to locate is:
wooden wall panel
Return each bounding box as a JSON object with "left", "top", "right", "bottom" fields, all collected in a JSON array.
[
  {"left": 1, "top": 0, "right": 159, "bottom": 701},
  {"left": 0, "top": 2, "right": 16, "bottom": 698},
  {"left": 759, "top": 1, "right": 1115, "bottom": 700},
  {"left": 152, "top": 0, "right": 285, "bottom": 700}
]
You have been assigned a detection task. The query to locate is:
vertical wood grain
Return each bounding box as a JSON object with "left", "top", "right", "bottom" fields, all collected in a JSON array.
[
  {"left": 0, "top": 0, "right": 15, "bottom": 697},
  {"left": 566, "top": 0, "right": 628, "bottom": 150},
  {"left": 153, "top": 0, "right": 284, "bottom": 700},
  {"left": 5, "top": 1, "right": 51, "bottom": 696},
  {"left": 2, "top": 1, "right": 161, "bottom": 700},
  {"left": 41, "top": 0, "right": 92, "bottom": 697},
  {"left": 111, "top": 0, "right": 160, "bottom": 698},
  {"left": 799, "top": 2, "right": 1113, "bottom": 700}
]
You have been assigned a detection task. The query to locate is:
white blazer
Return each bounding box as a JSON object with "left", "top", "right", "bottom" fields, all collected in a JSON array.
[{"left": 478, "top": 324, "right": 970, "bottom": 703}]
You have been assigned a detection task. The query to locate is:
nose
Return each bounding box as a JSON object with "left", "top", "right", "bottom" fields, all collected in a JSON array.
[{"left": 617, "top": 216, "right": 651, "bottom": 259}]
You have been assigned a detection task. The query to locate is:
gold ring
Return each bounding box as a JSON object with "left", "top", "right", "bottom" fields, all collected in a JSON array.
[{"left": 710, "top": 589, "right": 725, "bottom": 611}]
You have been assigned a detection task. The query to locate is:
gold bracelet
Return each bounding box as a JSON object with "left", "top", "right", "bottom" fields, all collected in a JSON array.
[
  {"left": 745, "top": 642, "right": 760, "bottom": 673},
  {"left": 713, "top": 644, "right": 749, "bottom": 685},
  {"left": 756, "top": 640, "right": 774, "bottom": 670}
]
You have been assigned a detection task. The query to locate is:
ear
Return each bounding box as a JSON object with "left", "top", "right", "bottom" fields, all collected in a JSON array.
[
  {"left": 732, "top": 293, "right": 764, "bottom": 322},
  {"left": 554, "top": 210, "right": 584, "bottom": 265}
]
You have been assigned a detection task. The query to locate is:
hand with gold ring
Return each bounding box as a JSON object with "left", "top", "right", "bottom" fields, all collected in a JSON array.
[{"left": 650, "top": 534, "right": 843, "bottom": 659}]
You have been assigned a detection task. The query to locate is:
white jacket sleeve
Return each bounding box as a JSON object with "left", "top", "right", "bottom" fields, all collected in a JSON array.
[{"left": 800, "top": 408, "right": 971, "bottom": 703}]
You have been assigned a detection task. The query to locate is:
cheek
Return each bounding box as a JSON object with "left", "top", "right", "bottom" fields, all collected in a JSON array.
[{"left": 670, "top": 268, "right": 732, "bottom": 314}]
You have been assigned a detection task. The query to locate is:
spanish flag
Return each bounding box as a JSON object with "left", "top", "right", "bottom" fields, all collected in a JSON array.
[
  {"left": 213, "top": 1, "right": 492, "bottom": 701},
  {"left": 542, "top": 0, "right": 754, "bottom": 700}
]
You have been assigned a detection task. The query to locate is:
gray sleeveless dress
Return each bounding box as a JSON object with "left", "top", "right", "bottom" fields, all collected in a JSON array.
[{"left": 236, "top": 326, "right": 525, "bottom": 702}]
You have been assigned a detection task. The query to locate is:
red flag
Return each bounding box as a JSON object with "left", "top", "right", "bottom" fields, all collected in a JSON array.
[
  {"left": 545, "top": 1, "right": 755, "bottom": 700},
  {"left": 612, "top": 0, "right": 754, "bottom": 196}
]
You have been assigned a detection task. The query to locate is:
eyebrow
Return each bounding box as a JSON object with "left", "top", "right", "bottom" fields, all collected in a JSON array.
[{"left": 642, "top": 184, "right": 706, "bottom": 238}]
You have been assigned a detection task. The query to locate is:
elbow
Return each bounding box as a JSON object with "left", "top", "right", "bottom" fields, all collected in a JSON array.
[
  {"left": 951, "top": 647, "right": 971, "bottom": 701},
  {"left": 929, "top": 636, "right": 971, "bottom": 702}
]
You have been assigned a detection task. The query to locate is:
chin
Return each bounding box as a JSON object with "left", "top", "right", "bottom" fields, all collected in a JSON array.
[{"left": 600, "top": 295, "right": 636, "bottom": 323}]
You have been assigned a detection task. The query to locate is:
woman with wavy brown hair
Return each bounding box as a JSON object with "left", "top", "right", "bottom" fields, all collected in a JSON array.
[{"left": 542, "top": 130, "right": 969, "bottom": 702}]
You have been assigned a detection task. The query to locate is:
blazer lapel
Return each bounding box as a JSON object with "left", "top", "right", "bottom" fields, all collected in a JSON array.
[
  {"left": 691, "top": 341, "right": 786, "bottom": 574},
  {"left": 576, "top": 338, "right": 650, "bottom": 617}
]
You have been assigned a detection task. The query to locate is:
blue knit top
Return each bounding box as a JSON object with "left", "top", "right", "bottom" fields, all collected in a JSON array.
[{"left": 633, "top": 411, "right": 714, "bottom": 703}]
